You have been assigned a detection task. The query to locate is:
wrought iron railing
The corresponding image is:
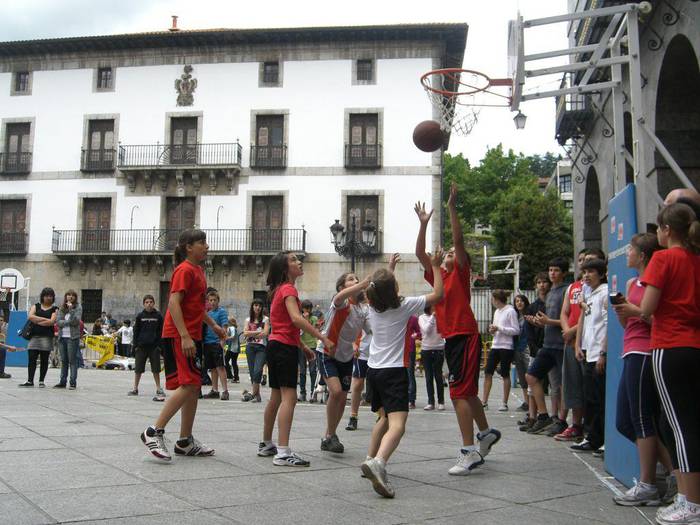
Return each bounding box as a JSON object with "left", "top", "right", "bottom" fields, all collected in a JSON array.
[
  {"left": 0, "top": 232, "right": 28, "bottom": 254},
  {"left": 81, "top": 149, "right": 116, "bottom": 171},
  {"left": 0, "top": 152, "right": 32, "bottom": 174},
  {"left": 117, "top": 142, "right": 242, "bottom": 169},
  {"left": 344, "top": 144, "right": 382, "bottom": 168},
  {"left": 51, "top": 228, "right": 306, "bottom": 254},
  {"left": 250, "top": 145, "right": 287, "bottom": 169}
]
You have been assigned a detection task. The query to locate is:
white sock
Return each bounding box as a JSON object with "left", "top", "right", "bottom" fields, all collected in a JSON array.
[
  {"left": 678, "top": 494, "right": 687, "bottom": 504},
  {"left": 461, "top": 445, "right": 477, "bottom": 453},
  {"left": 638, "top": 481, "right": 655, "bottom": 490},
  {"left": 264, "top": 440, "right": 274, "bottom": 447},
  {"left": 365, "top": 455, "right": 373, "bottom": 461},
  {"left": 478, "top": 428, "right": 491, "bottom": 438},
  {"left": 276, "top": 446, "right": 291, "bottom": 456}
]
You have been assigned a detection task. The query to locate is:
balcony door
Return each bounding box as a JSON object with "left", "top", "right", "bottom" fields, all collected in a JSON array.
[
  {"left": 0, "top": 199, "right": 26, "bottom": 253},
  {"left": 4, "top": 123, "right": 31, "bottom": 172},
  {"left": 255, "top": 115, "right": 284, "bottom": 167},
  {"left": 82, "top": 198, "right": 111, "bottom": 251},
  {"left": 252, "top": 196, "right": 283, "bottom": 251},
  {"left": 348, "top": 114, "right": 378, "bottom": 165},
  {"left": 86, "top": 120, "right": 115, "bottom": 170},
  {"left": 165, "top": 197, "right": 195, "bottom": 249},
  {"left": 170, "top": 117, "right": 197, "bottom": 165}
]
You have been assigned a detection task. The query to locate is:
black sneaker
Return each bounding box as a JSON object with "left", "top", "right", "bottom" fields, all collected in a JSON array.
[
  {"left": 53, "top": 383, "right": 66, "bottom": 389},
  {"left": 527, "top": 415, "right": 553, "bottom": 434},
  {"left": 345, "top": 416, "right": 358, "bottom": 431},
  {"left": 242, "top": 391, "right": 254, "bottom": 402},
  {"left": 517, "top": 402, "right": 529, "bottom": 412},
  {"left": 0, "top": 372, "right": 12, "bottom": 379},
  {"left": 519, "top": 418, "right": 535, "bottom": 432},
  {"left": 545, "top": 419, "right": 568, "bottom": 437},
  {"left": 320, "top": 434, "right": 345, "bottom": 453},
  {"left": 570, "top": 439, "right": 599, "bottom": 452},
  {"left": 19, "top": 381, "right": 34, "bottom": 387},
  {"left": 204, "top": 390, "right": 220, "bottom": 399}
]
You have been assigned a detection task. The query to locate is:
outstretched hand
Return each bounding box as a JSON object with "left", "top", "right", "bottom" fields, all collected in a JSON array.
[
  {"left": 414, "top": 202, "right": 433, "bottom": 225},
  {"left": 430, "top": 247, "right": 444, "bottom": 267},
  {"left": 447, "top": 182, "right": 458, "bottom": 207},
  {"left": 389, "top": 253, "right": 401, "bottom": 271}
]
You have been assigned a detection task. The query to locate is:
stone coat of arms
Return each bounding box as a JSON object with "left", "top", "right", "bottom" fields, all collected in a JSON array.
[{"left": 175, "top": 65, "right": 197, "bottom": 106}]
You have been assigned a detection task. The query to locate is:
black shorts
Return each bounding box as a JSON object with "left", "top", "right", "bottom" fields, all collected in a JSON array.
[
  {"left": 367, "top": 367, "right": 409, "bottom": 414},
  {"left": 204, "top": 343, "right": 224, "bottom": 370},
  {"left": 352, "top": 358, "right": 369, "bottom": 379},
  {"left": 134, "top": 344, "right": 161, "bottom": 374},
  {"left": 266, "top": 340, "right": 299, "bottom": 389},
  {"left": 485, "top": 347, "right": 515, "bottom": 378},
  {"left": 527, "top": 347, "right": 563, "bottom": 381},
  {"left": 317, "top": 352, "right": 353, "bottom": 391}
]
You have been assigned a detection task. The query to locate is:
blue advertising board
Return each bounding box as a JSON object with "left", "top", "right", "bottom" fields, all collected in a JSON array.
[
  {"left": 5, "top": 310, "right": 28, "bottom": 367},
  {"left": 605, "top": 183, "right": 639, "bottom": 487}
]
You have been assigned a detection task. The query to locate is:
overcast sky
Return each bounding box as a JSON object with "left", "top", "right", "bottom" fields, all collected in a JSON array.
[{"left": 1, "top": 0, "right": 569, "bottom": 165}]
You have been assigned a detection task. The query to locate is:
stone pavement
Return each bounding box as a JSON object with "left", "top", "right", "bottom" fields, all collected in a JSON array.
[{"left": 0, "top": 367, "right": 657, "bottom": 525}]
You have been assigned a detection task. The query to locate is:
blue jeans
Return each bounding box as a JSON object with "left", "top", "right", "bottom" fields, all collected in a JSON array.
[
  {"left": 422, "top": 349, "right": 445, "bottom": 405},
  {"left": 58, "top": 337, "right": 80, "bottom": 386},
  {"left": 246, "top": 343, "right": 267, "bottom": 384},
  {"left": 407, "top": 351, "right": 416, "bottom": 404},
  {"left": 298, "top": 347, "right": 317, "bottom": 396}
]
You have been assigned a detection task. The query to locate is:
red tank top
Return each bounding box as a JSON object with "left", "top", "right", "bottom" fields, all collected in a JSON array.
[{"left": 622, "top": 279, "right": 651, "bottom": 356}]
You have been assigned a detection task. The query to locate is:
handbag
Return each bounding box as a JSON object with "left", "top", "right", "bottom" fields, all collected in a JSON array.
[{"left": 19, "top": 319, "right": 34, "bottom": 340}]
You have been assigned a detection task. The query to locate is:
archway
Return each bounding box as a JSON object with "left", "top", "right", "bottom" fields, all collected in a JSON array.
[
  {"left": 583, "top": 166, "right": 602, "bottom": 249},
  {"left": 655, "top": 35, "right": 700, "bottom": 197}
]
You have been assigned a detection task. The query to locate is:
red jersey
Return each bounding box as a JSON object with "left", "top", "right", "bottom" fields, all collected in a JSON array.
[
  {"left": 269, "top": 282, "right": 301, "bottom": 347},
  {"left": 641, "top": 247, "right": 700, "bottom": 349},
  {"left": 567, "top": 280, "right": 584, "bottom": 327},
  {"left": 162, "top": 260, "right": 207, "bottom": 340},
  {"left": 424, "top": 260, "right": 478, "bottom": 337}
]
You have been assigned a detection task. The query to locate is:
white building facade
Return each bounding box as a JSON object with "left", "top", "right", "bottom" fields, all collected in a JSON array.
[{"left": 0, "top": 24, "right": 466, "bottom": 320}]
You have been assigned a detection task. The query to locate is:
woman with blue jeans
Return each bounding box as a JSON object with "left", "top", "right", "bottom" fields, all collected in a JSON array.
[
  {"left": 418, "top": 306, "right": 445, "bottom": 410},
  {"left": 55, "top": 289, "right": 82, "bottom": 389},
  {"left": 242, "top": 299, "right": 269, "bottom": 403}
]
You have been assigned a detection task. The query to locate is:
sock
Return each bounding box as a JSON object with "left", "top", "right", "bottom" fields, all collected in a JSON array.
[
  {"left": 477, "top": 428, "right": 491, "bottom": 439},
  {"left": 276, "top": 446, "right": 291, "bottom": 456},
  {"left": 263, "top": 440, "right": 274, "bottom": 447},
  {"left": 375, "top": 457, "right": 386, "bottom": 468},
  {"left": 461, "top": 445, "right": 477, "bottom": 454},
  {"left": 365, "top": 455, "right": 373, "bottom": 461}
]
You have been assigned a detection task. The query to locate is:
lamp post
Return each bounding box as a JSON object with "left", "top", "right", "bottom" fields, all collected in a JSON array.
[
  {"left": 130, "top": 205, "right": 140, "bottom": 229},
  {"left": 216, "top": 205, "right": 224, "bottom": 229},
  {"left": 329, "top": 215, "right": 377, "bottom": 273}
]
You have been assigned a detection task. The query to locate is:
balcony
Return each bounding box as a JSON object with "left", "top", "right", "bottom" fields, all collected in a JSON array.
[
  {"left": 81, "top": 148, "right": 116, "bottom": 172},
  {"left": 0, "top": 152, "right": 32, "bottom": 174},
  {"left": 116, "top": 143, "right": 242, "bottom": 194},
  {"left": 345, "top": 144, "right": 382, "bottom": 169},
  {"left": 250, "top": 145, "right": 287, "bottom": 169},
  {"left": 0, "top": 232, "right": 28, "bottom": 254},
  {"left": 555, "top": 74, "right": 595, "bottom": 146}
]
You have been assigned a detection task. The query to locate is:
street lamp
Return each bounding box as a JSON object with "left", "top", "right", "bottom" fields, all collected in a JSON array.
[
  {"left": 130, "top": 205, "right": 140, "bottom": 229},
  {"left": 513, "top": 111, "right": 527, "bottom": 130},
  {"left": 329, "top": 215, "right": 378, "bottom": 272},
  {"left": 216, "top": 205, "right": 224, "bottom": 229}
]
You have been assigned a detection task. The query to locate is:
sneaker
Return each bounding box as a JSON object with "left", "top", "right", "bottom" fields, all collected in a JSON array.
[
  {"left": 38, "top": 382, "right": 45, "bottom": 388},
  {"left": 437, "top": 404, "right": 445, "bottom": 411},
  {"left": 320, "top": 434, "right": 345, "bottom": 453},
  {"left": 127, "top": 389, "right": 138, "bottom": 396},
  {"left": 555, "top": 425, "right": 584, "bottom": 442},
  {"left": 53, "top": 383, "right": 66, "bottom": 389},
  {"left": 662, "top": 474, "right": 678, "bottom": 505},
  {"left": 19, "top": 381, "right": 34, "bottom": 387},
  {"left": 242, "top": 391, "right": 254, "bottom": 402},
  {"left": 251, "top": 394, "right": 262, "bottom": 403},
  {"left": 204, "top": 390, "right": 220, "bottom": 399},
  {"left": 361, "top": 458, "right": 395, "bottom": 498},
  {"left": 517, "top": 415, "right": 531, "bottom": 426},
  {"left": 527, "top": 415, "right": 554, "bottom": 434},
  {"left": 477, "top": 428, "right": 502, "bottom": 457},
  {"left": 482, "top": 402, "right": 489, "bottom": 410},
  {"left": 592, "top": 445, "right": 605, "bottom": 458},
  {"left": 519, "top": 417, "right": 535, "bottom": 432},
  {"left": 424, "top": 404, "right": 435, "bottom": 411},
  {"left": 517, "top": 401, "right": 529, "bottom": 412},
  {"left": 220, "top": 391, "right": 229, "bottom": 401},
  {"left": 69, "top": 384, "right": 76, "bottom": 390},
  {"left": 174, "top": 436, "right": 215, "bottom": 456},
  {"left": 257, "top": 441, "right": 277, "bottom": 457},
  {"left": 345, "top": 416, "right": 358, "bottom": 431},
  {"left": 0, "top": 372, "right": 11, "bottom": 379},
  {"left": 140, "top": 426, "right": 171, "bottom": 461},
  {"left": 273, "top": 451, "right": 310, "bottom": 467},
  {"left": 613, "top": 480, "right": 661, "bottom": 507},
  {"left": 409, "top": 402, "right": 416, "bottom": 410},
  {"left": 448, "top": 449, "right": 484, "bottom": 475},
  {"left": 152, "top": 394, "right": 165, "bottom": 402},
  {"left": 570, "top": 439, "right": 599, "bottom": 452},
  {"left": 498, "top": 404, "right": 508, "bottom": 412},
  {"left": 545, "top": 419, "right": 569, "bottom": 437},
  {"left": 298, "top": 393, "right": 307, "bottom": 402},
  {"left": 657, "top": 497, "right": 700, "bottom": 525}
]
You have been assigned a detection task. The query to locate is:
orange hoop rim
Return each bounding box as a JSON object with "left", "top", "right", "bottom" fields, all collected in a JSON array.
[{"left": 420, "top": 68, "right": 513, "bottom": 98}]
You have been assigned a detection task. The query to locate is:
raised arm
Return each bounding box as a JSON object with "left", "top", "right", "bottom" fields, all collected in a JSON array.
[
  {"left": 447, "top": 182, "right": 470, "bottom": 268},
  {"left": 414, "top": 201, "right": 433, "bottom": 272},
  {"left": 424, "top": 249, "right": 445, "bottom": 307},
  {"left": 333, "top": 276, "right": 370, "bottom": 307}
]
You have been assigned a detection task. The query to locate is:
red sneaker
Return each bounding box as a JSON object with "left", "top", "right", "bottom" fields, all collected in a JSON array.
[{"left": 554, "top": 425, "right": 583, "bottom": 442}]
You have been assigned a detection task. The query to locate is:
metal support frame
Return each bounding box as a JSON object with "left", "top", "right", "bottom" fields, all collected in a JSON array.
[{"left": 483, "top": 246, "right": 523, "bottom": 293}]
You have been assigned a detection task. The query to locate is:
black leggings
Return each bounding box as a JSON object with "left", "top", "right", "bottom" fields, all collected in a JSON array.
[
  {"left": 225, "top": 351, "right": 239, "bottom": 380},
  {"left": 28, "top": 350, "right": 49, "bottom": 383}
]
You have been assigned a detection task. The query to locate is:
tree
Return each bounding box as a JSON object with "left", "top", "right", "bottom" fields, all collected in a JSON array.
[{"left": 527, "top": 152, "right": 562, "bottom": 180}]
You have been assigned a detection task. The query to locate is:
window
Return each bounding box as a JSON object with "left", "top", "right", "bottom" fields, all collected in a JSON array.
[
  {"left": 81, "top": 289, "right": 103, "bottom": 323},
  {"left": 96, "top": 67, "right": 113, "bottom": 90},
  {"left": 559, "top": 174, "right": 572, "bottom": 194},
  {"left": 12, "top": 71, "right": 30, "bottom": 94},
  {"left": 346, "top": 195, "right": 379, "bottom": 232},
  {"left": 252, "top": 115, "right": 286, "bottom": 168},
  {"left": 346, "top": 114, "right": 380, "bottom": 168},
  {"left": 83, "top": 120, "right": 115, "bottom": 171},
  {"left": 252, "top": 196, "right": 283, "bottom": 251},
  {"left": 0, "top": 199, "right": 27, "bottom": 254},
  {"left": 356, "top": 60, "right": 374, "bottom": 82},
  {"left": 3, "top": 123, "right": 31, "bottom": 173},
  {"left": 262, "top": 62, "right": 279, "bottom": 84}
]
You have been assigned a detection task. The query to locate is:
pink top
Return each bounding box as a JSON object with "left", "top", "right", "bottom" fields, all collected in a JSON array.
[{"left": 622, "top": 279, "right": 651, "bottom": 356}]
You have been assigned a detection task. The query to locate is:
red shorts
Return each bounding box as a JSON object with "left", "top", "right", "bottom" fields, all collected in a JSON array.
[
  {"left": 163, "top": 338, "right": 202, "bottom": 390},
  {"left": 444, "top": 333, "right": 482, "bottom": 400}
]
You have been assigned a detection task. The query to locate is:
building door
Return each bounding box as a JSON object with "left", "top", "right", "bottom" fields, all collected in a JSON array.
[
  {"left": 255, "top": 115, "right": 284, "bottom": 167},
  {"left": 252, "top": 196, "right": 283, "bottom": 251},
  {"left": 170, "top": 117, "right": 197, "bottom": 165},
  {"left": 4, "top": 123, "right": 31, "bottom": 172},
  {"left": 86, "top": 120, "right": 115, "bottom": 170},
  {"left": 82, "top": 198, "right": 111, "bottom": 251},
  {"left": 165, "top": 197, "right": 196, "bottom": 249},
  {"left": 0, "top": 199, "right": 26, "bottom": 253}
]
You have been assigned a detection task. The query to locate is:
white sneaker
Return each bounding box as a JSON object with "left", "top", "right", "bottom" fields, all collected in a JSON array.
[
  {"left": 257, "top": 441, "right": 277, "bottom": 457},
  {"left": 448, "top": 449, "right": 484, "bottom": 475},
  {"left": 498, "top": 404, "right": 508, "bottom": 412},
  {"left": 437, "top": 404, "right": 445, "bottom": 411},
  {"left": 424, "top": 404, "right": 435, "bottom": 411},
  {"left": 173, "top": 436, "right": 215, "bottom": 456},
  {"left": 140, "top": 426, "right": 171, "bottom": 462},
  {"left": 657, "top": 497, "right": 700, "bottom": 525},
  {"left": 272, "top": 451, "right": 310, "bottom": 467},
  {"left": 613, "top": 480, "right": 661, "bottom": 506},
  {"left": 361, "top": 458, "right": 395, "bottom": 498},
  {"left": 656, "top": 496, "right": 686, "bottom": 523},
  {"left": 477, "top": 428, "right": 502, "bottom": 458}
]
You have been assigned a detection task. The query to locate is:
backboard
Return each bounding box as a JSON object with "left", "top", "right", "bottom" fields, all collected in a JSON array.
[
  {"left": 0, "top": 268, "right": 25, "bottom": 293},
  {"left": 507, "top": 14, "right": 524, "bottom": 112}
]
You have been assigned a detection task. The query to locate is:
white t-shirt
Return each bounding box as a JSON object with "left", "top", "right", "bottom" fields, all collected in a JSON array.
[
  {"left": 61, "top": 313, "right": 71, "bottom": 338},
  {"left": 491, "top": 304, "right": 520, "bottom": 350},
  {"left": 581, "top": 283, "right": 608, "bottom": 362},
  {"left": 317, "top": 299, "right": 369, "bottom": 363},
  {"left": 368, "top": 296, "right": 427, "bottom": 369},
  {"left": 418, "top": 313, "right": 444, "bottom": 351},
  {"left": 117, "top": 326, "right": 133, "bottom": 345},
  {"left": 358, "top": 330, "right": 372, "bottom": 361}
]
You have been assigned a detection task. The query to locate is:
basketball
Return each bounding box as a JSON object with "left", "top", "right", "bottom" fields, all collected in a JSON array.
[{"left": 412, "top": 120, "right": 445, "bottom": 152}]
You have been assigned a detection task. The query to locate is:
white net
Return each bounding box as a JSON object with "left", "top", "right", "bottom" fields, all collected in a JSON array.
[
  {"left": 424, "top": 90, "right": 481, "bottom": 136},
  {"left": 0, "top": 288, "right": 10, "bottom": 302}
]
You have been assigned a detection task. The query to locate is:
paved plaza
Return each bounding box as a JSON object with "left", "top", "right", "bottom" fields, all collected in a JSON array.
[{"left": 0, "top": 366, "right": 656, "bottom": 525}]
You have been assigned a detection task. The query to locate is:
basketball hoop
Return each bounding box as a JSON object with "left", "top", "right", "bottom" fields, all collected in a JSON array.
[
  {"left": 420, "top": 68, "right": 513, "bottom": 136},
  {"left": 0, "top": 288, "right": 10, "bottom": 302}
]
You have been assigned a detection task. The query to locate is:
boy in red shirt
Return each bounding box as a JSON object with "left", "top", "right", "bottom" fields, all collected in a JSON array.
[
  {"left": 141, "top": 230, "right": 226, "bottom": 461},
  {"left": 415, "top": 183, "right": 501, "bottom": 476}
]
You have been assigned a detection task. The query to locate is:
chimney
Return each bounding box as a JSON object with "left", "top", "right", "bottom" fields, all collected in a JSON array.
[{"left": 169, "top": 15, "right": 179, "bottom": 32}]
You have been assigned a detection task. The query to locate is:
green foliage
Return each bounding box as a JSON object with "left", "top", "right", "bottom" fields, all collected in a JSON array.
[{"left": 527, "top": 152, "right": 562, "bottom": 180}]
